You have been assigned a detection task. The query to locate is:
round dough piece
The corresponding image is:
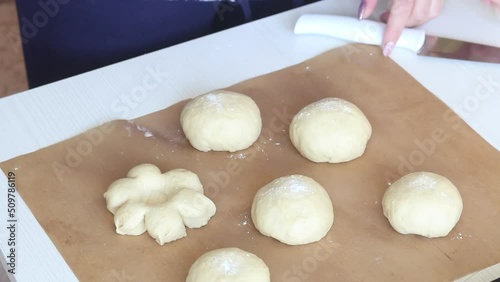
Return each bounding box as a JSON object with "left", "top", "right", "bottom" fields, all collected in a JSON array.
[
  {"left": 180, "top": 90, "right": 262, "bottom": 152},
  {"left": 289, "top": 97, "right": 372, "bottom": 163},
  {"left": 382, "top": 171, "right": 463, "bottom": 238},
  {"left": 186, "top": 247, "right": 270, "bottom": 282},
  {"left": 251, "top": 175, "right": 334, "bottom": 245}
]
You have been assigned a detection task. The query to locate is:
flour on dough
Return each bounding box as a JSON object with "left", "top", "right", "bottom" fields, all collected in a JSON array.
[
  {"left": 251, "top": 175, "right": 334, "bottom": 245},
  {"left": 180, "top": 90, "right": 262, "bottom": 152},
  {"left": 186, "top": 247, "right": 270, "bottom": 282},
  {"left": 382, "top": 171, "right": 463, "bottom": 238},
  {"left": 289, "top": 97, "right": 372, "bottom": 163}
]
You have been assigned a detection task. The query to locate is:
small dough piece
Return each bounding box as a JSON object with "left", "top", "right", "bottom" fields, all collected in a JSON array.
[
  {"left": 186, "top": 248, "right": 270, "bottom": 282},
  {"left": 170, "top": 189, "right": 218, "bottom": 228},
  {"left": 145, "top": 205, "right": 187, "bottom": 245},
  {"left": 103, "top": 164, "right": 216, "bottom": 245},
  {"left": 180, "top": 90, "right": 262, "bottom": 152},
  {"left": 382, "top": 171, "right": 463, "bottom": 238},
  {"left": 114, "top": 201, "right": 149, "bottom": 235},
  {"left": 289, "top": 97, "right": 372, "bottom": 163},
  {"left": 251, "top": 175, "right": 334, "bottom": 245}
]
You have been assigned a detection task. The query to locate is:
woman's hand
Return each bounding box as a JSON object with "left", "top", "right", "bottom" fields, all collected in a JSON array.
[
  {"left": 361, "top": 0, "right": 445, "bottom": 56},
  {"left": 484, "top": 0, "right": 500, "bottom": 7}
]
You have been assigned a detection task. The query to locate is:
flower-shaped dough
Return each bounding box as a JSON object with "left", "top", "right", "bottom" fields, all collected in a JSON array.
[{"left": 103, "top": 163, "right": 216, "bottom": 245}]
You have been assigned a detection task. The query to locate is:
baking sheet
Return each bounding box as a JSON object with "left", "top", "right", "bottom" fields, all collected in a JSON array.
[{"left": 1, "top": 44, "right": 499, "bottom": 281}]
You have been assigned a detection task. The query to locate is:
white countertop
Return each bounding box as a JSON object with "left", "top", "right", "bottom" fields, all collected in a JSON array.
[{"left": 0, "top": 0, "right": 499, "bottom": 281}]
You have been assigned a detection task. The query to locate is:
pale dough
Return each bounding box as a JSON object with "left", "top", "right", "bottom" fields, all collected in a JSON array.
[
  {"left": 103, "top": 164, "right": 216, "bottom": 245},
  {"left": 186, "top": 247, "right": 270, "bottom": 282},
  {"left": 382, "top": 171, "right": 463, "bottom": 238},
  {"left": 251, "top": 175, "right": 334, "bottom": 245},
  {"left": 289, "top": 97, "right": 372, "bottom": 163},
  {"left": 180, "top": 90, "right": 262, "bottom": 152}
]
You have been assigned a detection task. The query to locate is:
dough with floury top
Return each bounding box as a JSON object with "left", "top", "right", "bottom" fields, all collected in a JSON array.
[
  {"left": 186, "top": 248, "right": 270, "bottom": 282},
  {"left": 289, "top": 97, "right": 372, "bottom": 163},
  {"left": 251, "top": 175, "right": 334, "bottom": 245},
  {"left": 180, "top": 90, "right": 262, "bottom": 152},
  {"left": 103, "top": 164, "right": 216, "bottom": 245},
  {"left": 382, "top": 171, "right": 463, "bottom": 238}
]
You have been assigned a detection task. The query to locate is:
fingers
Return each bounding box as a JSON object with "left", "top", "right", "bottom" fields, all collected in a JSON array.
[
  {"left": 484, "top": 0, "right": 500, "bottom": 7},
  {"left": 379, "top": 11, "right": 390, "bottom": 22},
  {"left": 382, "top": 0, "right": 445, "bottom": 56},
  {"left": 360, "top": 0, "right": 445, "bottom": 56},
  {"left": 362, "top": 0, "right": 379, "bottom": 19},
  {"left": 382, "top": 0, "right": 415, "bottom": 56},
  {"left": 411, "top": 0, "right": 444, "bottom": 26}
]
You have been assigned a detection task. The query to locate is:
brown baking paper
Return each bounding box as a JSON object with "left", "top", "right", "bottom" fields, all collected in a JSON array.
[{"left": 2, "top": 44, "right": 500, "bottom": 282}]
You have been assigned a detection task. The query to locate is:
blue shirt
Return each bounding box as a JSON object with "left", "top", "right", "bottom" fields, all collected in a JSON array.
[{"left": 17, "top": 0, "right": 317, "bottom": 87}]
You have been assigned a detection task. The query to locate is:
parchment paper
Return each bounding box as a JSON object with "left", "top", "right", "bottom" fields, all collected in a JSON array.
[{"left": 2, "top": 44, "right": 500, "bottom": 282}]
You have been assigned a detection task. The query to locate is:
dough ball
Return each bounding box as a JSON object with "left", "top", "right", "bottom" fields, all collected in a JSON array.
[
  {"left": 186, "top": 247, "right": 270, "bottom": 282},
  {"left": 382, "top": 172, "right": 463, "bottom": 238},
  {"left": 251, "top": 175, "right": 334, "bottom": 245},
  {"left": 289, "top": 97, "right": 372, "bottom": 163},
  {"left": 180, "top": 90, "right": 262, "bottom": 152}
]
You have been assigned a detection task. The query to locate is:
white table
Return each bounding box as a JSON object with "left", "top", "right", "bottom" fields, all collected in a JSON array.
[{"left": 0, "top": 0, "right": 499, "bottom": 281}]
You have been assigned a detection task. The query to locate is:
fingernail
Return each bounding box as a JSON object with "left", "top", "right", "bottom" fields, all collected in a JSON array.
[
  {"left": 358, "top": 0, "right": 366, "bottom": 20},
  {"left": 383, "top": 41, "right": 395, "bottom": 57}
]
